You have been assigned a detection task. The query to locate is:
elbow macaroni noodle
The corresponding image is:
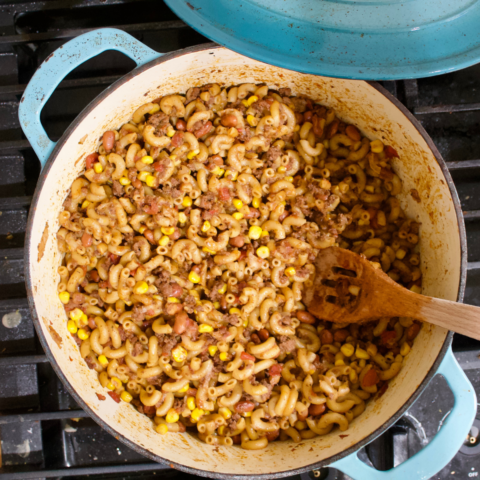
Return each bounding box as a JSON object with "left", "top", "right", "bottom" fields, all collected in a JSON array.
[{"left": 57, "top": 83, "right": 422, "bottom": 449}]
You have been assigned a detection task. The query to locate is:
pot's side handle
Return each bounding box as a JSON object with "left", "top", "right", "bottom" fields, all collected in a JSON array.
[
  {"left": 18, "top": 28, "right": 161, "bottom": 168},
  {"left": 331, "top": 347, "right": 476, "bottom": 480}
]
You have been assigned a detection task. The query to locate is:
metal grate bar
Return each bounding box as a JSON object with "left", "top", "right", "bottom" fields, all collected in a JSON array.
[
  {"left": 0, "top": 196, "right": 32, "bottom": 210},
  {"left": 446, "top": 160, "right": 480, "bottom": 170},
  {"left": 0, "top": 140, "right": 31, "bottom": 152},
  {"left": 403, "top": 79, "right": 419, "bottom": 109},
  {"left": 0, "top": 248, "right": 24, "bottom": 259},
  {"left": 0, "top": 409, "right": 88, "bottom": 424},
  {"left": 0, "top": 21, "right": 187, "bottom": 46},
  {"left": 463, "top": 210, "right": 480, "bottom": 221},
  {"left": 0, "top": 355, "right": 47, "bottom": 366},
  {"left": 415, "top": 103, "right": 480, "bottom": 115},
  {"left": 0, "top": 462, "right": 169, "bottom": 479}
]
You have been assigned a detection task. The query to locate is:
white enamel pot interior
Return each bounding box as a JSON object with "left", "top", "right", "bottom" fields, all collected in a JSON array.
[{"left": 26, "top": 45, "right": 466, "bottom": 478}]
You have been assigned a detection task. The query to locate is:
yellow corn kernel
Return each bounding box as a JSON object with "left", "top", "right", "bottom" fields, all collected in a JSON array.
[
  {"left": 191, "top": 408, "right": 205, "bottom": 421},
  {"left": 67, "top": 320, "right": 78, "bottom": 334},
  {"left": 120, "top": 391, "right": 133, "bottom": 403},
  {"left": 410, "top": 285, "right": 422, "bottom": 294},
  {"left": 246, "top": 115, "right": 257, "bottom": 126},
  {"left": 348, "top": 285, "right": 361, "bottom": 296},
  {"left": 145, "top": 175, "right": 156, "bottom": 187},
  {"left": 208, "top": 345, "right": 218, "bottom": 356},
  {"left": 211, "top": 166, "right": 225, "bottom": 176},
  {"left": 277, "top": 166, "right": 287, "bottom": 173},
  {"left": 111, "top": 377, "right": 122, "bottom": 389},
  {"left": 229, "top": 308, "right": 241, "bottom": 315},
  {"left": 139, "top": 225, "right": 147, "bottom": 234},
  {"left": 137, "top": 171, "right": 149, "bottom": 182},
  {"left": 256, "top": 246, "right": 270, "bottom": 259},
  {"left": 77, "top": 328, "right": 89, "bottom": 341},
  {"left": 149, "top": 104, "right": 160, "bottom": 114},
  {"left": 232, "top": 212, "right": 244, "bottom": 220},
  {"left": 243, "top": 319, "right": 249, "bottom": 327},
  {"left": 187, "top": 149, "right": 200, "bottom": 160},
  {"left": 167, "top": 297, "right": 180, "bottom": 303},
  {"left": 242, "top": 99, "right": 249, "bottom": 107},
  {"left": 294, "top": 124, "right": 300, "bottom": 132},
  {"left": 341, "top": 343, "right": 355, "bottom": 357},
  {"left": 218, "top": 426, "right": 226, "bottom": 436},
  {"left": 182, "top": 196, "right": 192, "bottom": 207},
  {"left": 161, "top": 227, "right": 175, "bottom": 235},
  {"left": 198, "top": 324, "right": 214, "bottom": 333},
  {"left": 252, "top": 197, "right": 261, "bottom": 208},
  {"left": 98, "top": 354, "right": 109, "bottom": 367},
  {"left": 166, "top": 126, "right": 176, "bottom": 137},
  {"left": 225, "top": 170, "right": 238, "bottom": 181},
  {"left": 260, "top": 230, "right": 269, "bottom": 237},
  {"left": 213, "top": 301, "right": 220, "bottom": 309},
  {"left": 78, "top": 313, "right": 88, "bottom": 327},
  {"left": 119, "top": 177, "right": 131, "bottom": 186},
  {"left": 178, "top": 383, "right": 190, "bottom": 393},
  {"left": 201, "top": 221, "right": 211, "bottom": 232},
  {"left": 242, "top": 411, "right": 252, "bottom": 417},
  {"left": 106, "top": 381, "right": 115, "bottom": 391},
  {"left": 285, "top": 176, "right": 294, "bottom": 182},
  {"left": 233, "top": 198, "right": 243, "bottom": 210},
  {"left": 166, "top": 409, "right": 179, "bottom": 423},
  {"left": 81, "top": 200, "right": 90, "bottom": 209},
  {"left": 218, "top": 407, "right": 232, "bottom": 420},
  {"left": 188, "top": 271, "right": 200, "bottom": 284},
  {"left": 246, "top": 95, "right": 258, "bottom": 106},
  {"left": 216, "top": 284, "right": 226, "bottom": 295},
  {"left": 153, "top": 295, "right": 162, "bottom": 301},
  {"left": 248, "top": 225, "right": 263, "bottom": 240},
  {"left": 70, "top": 308, "right": 83, "bottom": 322},
  {"left": 202, "top": 247, "right": 216, "bottom": 254},
  {"left": 59, "top": 291, "right": 70, "bottom": 304},
  {"left": 219, "top": 352, "right": 228, "bottom": 361},
  {"left": 93, "top": 163, "right": 103, "bottom": 174},
  {"left": 158, "top": 236, "right": 170, "bottom": 247},
  {"left": 134, "top": 281, "right": 149, "bottom": 295},
  {"left": 187, "top": 396, "right": 196, "bottom": 411},
  {"left": 156, "top": 423, "right": 169, "bottom": 435},
  {"left": 370, "top": 140, "right": 384, "bottom": 153},
  {"left": 285, "top": 267, "right": 296, "bottom": 277},
  {"left": 355, "top": 347, "right": 370, "bottom": 360},
  {"left": 178, "top": 212, "right": 187, "bottom": 223},
  {"left": 400, "top": 342, "right": 411, "bottom": 356},
  {"left": 141, "top": 155, "right": 154, "bottom": 164},
  {"left": 366, "top": 344, "right": 378, "bottom": 357},
  {"left": 172, "top": 346, "right": 188, "bottom": 363}
]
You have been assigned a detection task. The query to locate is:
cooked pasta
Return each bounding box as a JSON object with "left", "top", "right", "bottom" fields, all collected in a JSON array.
[{"left": 57, "top": 83, "right": 422, "bottom": 449}]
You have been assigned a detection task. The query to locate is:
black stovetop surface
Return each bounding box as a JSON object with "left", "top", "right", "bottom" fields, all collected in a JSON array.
[{"left": 0, "top": 1, "right": 479, "bottom": 479}]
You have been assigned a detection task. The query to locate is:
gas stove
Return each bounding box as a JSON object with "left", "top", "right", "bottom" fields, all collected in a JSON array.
[{"left": 0, "top": 1, "right": 479, "bottom": 479}]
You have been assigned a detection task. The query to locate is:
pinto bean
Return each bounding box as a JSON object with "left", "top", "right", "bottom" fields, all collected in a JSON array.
[
  {"left": 407, "top": 323, "right": 421, "bottom": 341},
  {"left": 333, "top": 329, "right": 349, "bottom": 342},
  {"left": 103, "top": 131, "right": 115, "bottom": 151},
  {"left": 234, "top": 401, "right": 255, "bottom": 413},
  {"left": 81, "top": 232, "right": 93, "bottom": 248},
  {"left": 132, "top": 179, "right": 142, "bottom": 189},
  {"left": 173, "top": 311, "right": 189, "bottom": 334},
  {"left": 176, "top": 119, "right": 186, "bottom": 131},
  {"left": 258, "top": 329, "right": 270, "bottom": 341},
  {"left": 362, "top": 368, "right": 379, "bottom": 387},
  {"left": 229, "top": 235, "right": 245, "bottom": 248},
  {"left": 194, "top": 121, "right": 213, "bottom": 138},
  {"left": 266, "top": 430, "right": 280, "bottom": 442},
  {"left": 295, "top": 113, "right": 304, "bottom": 124},
  {"left": 320, "top": 329, "right": 333, "bottom": 345},
  {"left": 304, "top": 111, "right": 313, "bottom": 122},
  {"left": 85, "top": 153, "right": 98, "bottom": 169},
  {"left": 171, "top": 131, "right": 184, "bottom": 147},
  {"left": 250, "top": 333, "right": 261, "bottom": 344},
  {"left": 143, "top": 229, "right": 155, "bottom": 244},
  {"left": 221, "top": 114, "right": 237, "bottom": 127},
  {"left": 296, "top": 310, "right": 316, "bottom": 324},
  {"left": 345, "top": 125, "right": 361, "bottom": 141},
  {"left": 90, "top": 270, "right": 100, "bottom": 283},
  {"left": 169, "top": 282, "right": 183, "bottom": 298},
  {"left": 308, "top": 404, "right": 326, "bottom": 416}
]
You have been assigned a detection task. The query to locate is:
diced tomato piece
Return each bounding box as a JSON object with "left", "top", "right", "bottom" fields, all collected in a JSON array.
[
  {"left": 269, "top": 364, "right": 283, "bottom": 377},
  {"left": 218, "top": 187, "right": 231, "bottom": 202},
  {"left": 384, "top": 145, "right": 399, "bottom": 159},
  {"left": 108, "top": 391, "right": 121, "bottom": 403},
  {"left": 89, "top": 270, "right": 100, "bottom": 283},
  {"left": 380, "top": 330, "right": 397, "bottom": 346},
  {"left": 367, "top": 208, "right": 379, "bottom": 229},
  {"left": 171, "top": 131, "right": 184, "bottom": 147},
  {"left": 108, "top": 253, "right": 120, "bottom": 264},
  {"left": 240, "top": 352, "right": 255, "bottom": 362}
]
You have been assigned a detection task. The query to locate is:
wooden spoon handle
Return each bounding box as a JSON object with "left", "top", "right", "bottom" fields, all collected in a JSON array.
[{"left": 407, "top": 294, "right": 480, "bottom": 341}]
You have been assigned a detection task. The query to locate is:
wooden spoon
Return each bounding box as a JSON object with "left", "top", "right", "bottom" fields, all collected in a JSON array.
[{"left": 303, "top": 246, "right": 480, "bottom": 341}]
